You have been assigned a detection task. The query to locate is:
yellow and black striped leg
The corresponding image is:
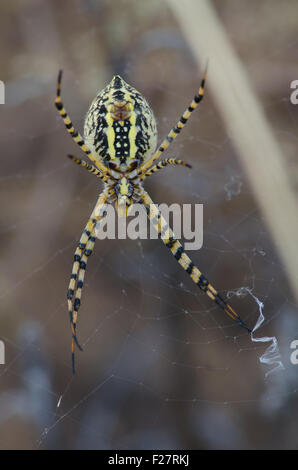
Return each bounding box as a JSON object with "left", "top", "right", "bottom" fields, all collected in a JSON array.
[
  {"left": 141, "top": 158, "right": 191, "bottom": 181},
  {"left": 141, "top": 190, "right": 251, "bottom": 333},
  {"left": 55, "top": 70, "right": 109, "bottom": 176},
  {"left": 67, "top": 190, "right": 109, "bottom": 373},
  {"left": 137, "top": 65, "right": 207, "bottom": 175},
  {"left": 71, "top": 233, "right": 97, "bottom": 372},
  {"left": 68, "top": 226, "right": 96, "bottom": 371},
  {"left": 68, "top": 155, "right": 112, "bottom": 182}
]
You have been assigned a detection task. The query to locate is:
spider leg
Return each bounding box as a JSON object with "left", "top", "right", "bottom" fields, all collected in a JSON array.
[
  {"left": 55, "top": 70, "right": 110, "bottom": 176},
  {"left": 68, "top": 155, "right": 113, "bottom": 182},
  {"left": 137, "top": 64, "right": 207, "bottom": 175},
  {"left": 68, "top": 190, "right": 109, "bottom": 373},
  {"left": 140, "top": 158, "right": 191, "bottom": 181},
  {"left": 70, "top": 232, "right": 97, "bottom": 373},
  {"left": 141, "top": 190, "right": 251, "bottom": 333}
]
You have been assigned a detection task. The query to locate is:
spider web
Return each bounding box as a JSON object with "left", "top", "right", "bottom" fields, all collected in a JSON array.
[{"left": 1, "top": 0, "right": 298, "bottom": 450}]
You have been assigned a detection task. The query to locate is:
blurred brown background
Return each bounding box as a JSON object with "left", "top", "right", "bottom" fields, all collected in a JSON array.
[{"left": 0, "top": 0, "right": 298, "bottom": 450}]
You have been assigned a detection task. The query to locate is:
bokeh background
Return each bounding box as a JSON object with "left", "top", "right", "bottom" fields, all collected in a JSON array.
[{"left": 1, "top": 0, "right": 298, "bottom": 450}]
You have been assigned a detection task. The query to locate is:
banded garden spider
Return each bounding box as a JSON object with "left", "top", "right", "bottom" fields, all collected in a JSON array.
[{"left": 55, "top": 69, "right": 251, "bottom": 373}]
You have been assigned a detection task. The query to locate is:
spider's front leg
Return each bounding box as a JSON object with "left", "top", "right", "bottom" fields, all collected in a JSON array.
[
  {"left": 140, "top": 190, "right": 251, "bottom": 332},
  {"left": 68, "top": 189, "right": 109, "bottom": 373},
  {"left": 55, "top": 70, "right": 111, "bottom": 177},
  {"left": 137, "top": 65, "right": 207, "bottom": 176}
]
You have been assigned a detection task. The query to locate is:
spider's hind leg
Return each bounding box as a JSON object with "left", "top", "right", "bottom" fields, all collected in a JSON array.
[
  {"left": 67, "top": 226, "right": 96, "bottom": 369},
  {"left": 67, "top": 190, "right": 109, "bottom": 373},
  {"left": 141, "top": 189, "right": 251, "bottom": 333}
]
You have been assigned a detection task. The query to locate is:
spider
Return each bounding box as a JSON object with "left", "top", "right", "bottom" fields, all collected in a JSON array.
[{"left": 55, "top": 68, "right": 251, "bottom": 373}]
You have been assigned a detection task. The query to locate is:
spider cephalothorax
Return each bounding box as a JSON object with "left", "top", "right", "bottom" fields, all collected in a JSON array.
[
  {"left": 55, "top": 68, "right": 251, "bottom": 373},
  {"left": 107, "top": 177, "right": 143, "bottom": 217},
  {"left": 84, "top": 75, "right": 158, "bottom": 172}
]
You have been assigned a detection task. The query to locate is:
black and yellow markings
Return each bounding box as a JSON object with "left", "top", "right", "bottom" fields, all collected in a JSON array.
[
  {"left": 113, "top": 120, "right": 131, "bottom": 161},
  {"left": 84, "top": 74, "right": 157, "bottom": 172}
]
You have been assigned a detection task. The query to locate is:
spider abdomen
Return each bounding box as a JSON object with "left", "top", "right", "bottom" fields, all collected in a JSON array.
[{"left": 84, "top": 75, "right": 157, "bottom": 172}]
